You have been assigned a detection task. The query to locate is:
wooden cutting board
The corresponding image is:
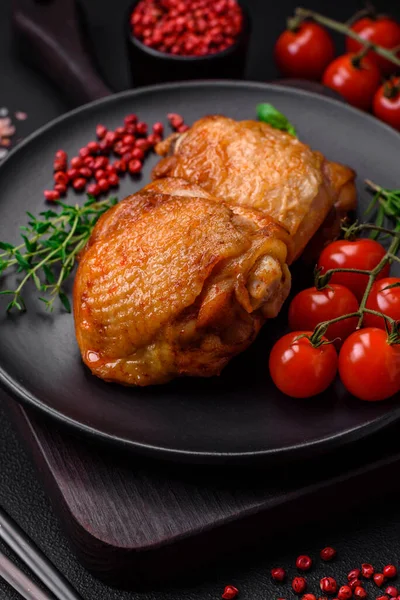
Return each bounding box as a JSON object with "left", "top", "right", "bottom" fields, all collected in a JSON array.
[{"left": 4, "top": 393, "right": 400, "bottom": 588}]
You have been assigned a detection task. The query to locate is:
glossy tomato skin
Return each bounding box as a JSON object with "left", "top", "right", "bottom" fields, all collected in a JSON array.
[
  {"left": 317, "top": 239, "right": 390, "bottom": 302},
  {"left": 346, "top": 17, "right": 400, "bottom": 75},
  {"left": 339, "top": 328, "right": 400, "bottom": 401},
  {"left": 288, "top": 284, "right": 359, "bottom": 345},
  {"left": 364, "top": 277, "right": 400, "bottom": 329},
  {"left": 322, "top": 53, "right": 381, "bottom": 111},
  {"left": 269, "top": 331, "right": 338, "bottom": 398},
  {"left": 274, "top": 23, "right": 335, "bottom": 80},
  {"left": 373, "top": 78, "right": 400, "bottom": 131}
]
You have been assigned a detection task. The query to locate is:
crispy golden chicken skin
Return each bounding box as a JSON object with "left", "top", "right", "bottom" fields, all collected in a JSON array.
[
  {"left": 153, "top": 116, "right": 357, "bottom": 260},
  {"left": 74, "top": 179, "right": 292, "bottom": 386}
]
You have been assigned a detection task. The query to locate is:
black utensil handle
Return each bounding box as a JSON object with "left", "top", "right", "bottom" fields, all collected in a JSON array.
[
  {"left": 0, "top": 550, "right": 54, "bottom": 600},
  {"left": 12, "top": 0, "right": 112, "bottom": 106},
  {"left": 0, "top": 506, "right": 83, "bottom": 600}
]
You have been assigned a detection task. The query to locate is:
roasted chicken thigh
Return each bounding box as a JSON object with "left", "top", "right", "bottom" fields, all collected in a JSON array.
[
  {"left": 153, "top": 116, "right": 357, "bottom": 259},
  {"left": 74, "top": 178, "right": 291, "bottom": 386}
]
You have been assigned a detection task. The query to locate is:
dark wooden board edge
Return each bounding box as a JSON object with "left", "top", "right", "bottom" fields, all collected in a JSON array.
[{"left": 6, "top": 397, "right": 400, "bottom": 588}]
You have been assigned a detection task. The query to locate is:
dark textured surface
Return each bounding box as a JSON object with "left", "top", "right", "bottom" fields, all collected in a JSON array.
[{"left": 1, "top": 0, "right": 400, "bottom": 598}]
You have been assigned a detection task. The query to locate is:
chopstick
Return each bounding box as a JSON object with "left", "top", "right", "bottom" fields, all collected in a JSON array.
[
  {"left": 0, "top": 506, "right": 83, "bottom": 600},
  {"left": 0, "top": 550, "right": 54, "bottom": 600}
]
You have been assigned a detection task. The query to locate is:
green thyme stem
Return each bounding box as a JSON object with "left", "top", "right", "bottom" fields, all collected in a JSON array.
[
  {"left": 294, "top": 8, "right": 400, "bottom": 68},
  {"left": 12, "top": 212, "right": 80, "bottom": 303},
  {"left": 0, "top": 196, "right": 117, "bottom": 313}
]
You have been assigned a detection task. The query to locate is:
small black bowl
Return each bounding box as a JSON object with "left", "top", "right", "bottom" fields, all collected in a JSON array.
[{"left": 126, "top": 2, "right": 251, "bottom": 87}]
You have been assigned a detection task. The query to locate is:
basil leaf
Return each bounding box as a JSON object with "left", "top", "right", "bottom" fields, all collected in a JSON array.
[{"left": 257, "top": 103, "right": 297, "bottom": 137}]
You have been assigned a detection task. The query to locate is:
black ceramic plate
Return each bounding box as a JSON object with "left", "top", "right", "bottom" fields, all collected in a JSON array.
[{"left": 1, "top": 81, "right": 400, "bottom": 465}]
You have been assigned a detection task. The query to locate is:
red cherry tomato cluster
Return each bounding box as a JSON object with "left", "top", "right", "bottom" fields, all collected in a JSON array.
[
  {"left": 269, "top": 238, "right": 400, "bottom": 402},
  {"left": 43, "top": 113, "right": 188, "bottom": 202},
  {"left": 274, "top": 13, "right": 400, "bottom": 129}
]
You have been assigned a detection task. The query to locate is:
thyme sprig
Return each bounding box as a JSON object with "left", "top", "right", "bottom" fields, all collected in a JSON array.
[
  {"left": 365, "top": 180, "right": 400, "bottom": 237},
  {"left": 0, "top": 196, "right": 117, "bottom": 313}
]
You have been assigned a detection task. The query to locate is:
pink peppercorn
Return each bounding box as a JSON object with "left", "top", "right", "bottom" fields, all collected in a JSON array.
[
  {"left": 348, "top": 570, "right": 361, "bottom": 582},
  {"left": 54, "top": 184, "right": 67, "bottom": 196},
  {"left": 153, "top": 122, "right": 164, "bottom": 135},
  {"left": 72, "top": 177, "right": 86, "bottom": 191},
  {"left": 320, "top": 577, "right": 337, "bottom": 595},
  {"left": 271, "top": 567, "right": 286, "bottom": 582},
  {"left": 221, "top": 586, "right": 238, "bottom": 600},
  {"left": 349, "top": 580, "right": 363, "bottom": 591},
  {"left": 320, "top": 547, "right": 337, "bottom": 561},
  {"left": 354, "top": 588, "right": 367, "bottom": 599},
  {"left": 361, "top": 564, "right": 374, "bottom": 579},
  {"left": 87, "top": 183, "right": 100, "bottom": 197},
  {"left": 296, "top": 556, "right": 313, "bottom": 571},
  {"left": 386, "top": 587, "right": 399, "bottom": 597},
  {"left": 374, "top": 574, "right": 386, "bottom": 588},
  {"left": 292, "top": 577, "right": 307, "bottom": 594},
  {"left": 44, "top": 190, "right": 60, "bottom": 201},
  {"left": 384, "top": 567, "right": 398, "bottom": 580},
  {"left": 128, "top": 159, "right": 142, "bottom": 173},
  {"left": 338, "top": 586, "right": 352, "bottom": 600},
  {"left": 96, "top": 124, "right": 107, "bottom": 139}
]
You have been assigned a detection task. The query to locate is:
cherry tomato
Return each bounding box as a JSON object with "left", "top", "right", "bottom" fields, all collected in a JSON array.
[
  {"left": 317, "top": 239, "right": 390, "bottom": 302},
  {"left": 269, "top": 331, "right": 338, "bottom": 398},
  {"left": 364, "top": 277, "right": 400, "bottom": 329},
  {"left": 274, "top": 22, "right": 335, "bottom": 81},
  {"left": 288, "top": 284, "right": 359, "bottom": 345},
  {"left": 339, "top": 328, "right": 400, "bottom": 401},
  {"left": 373, "top": 77, "right": 400, "bottom": 131},
  {"left": 322, "top": 53, "right": 381, "bottom": 111},
  {"left": 346, "top": 16, "right": 400, "bottom": 76}
]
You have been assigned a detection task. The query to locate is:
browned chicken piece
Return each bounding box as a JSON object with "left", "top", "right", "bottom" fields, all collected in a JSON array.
[
  {"left": 153, "top": 116, "right": 357, "bottom": 261},
  {"left": 74, "top": 178, "right": 292, "bottom": 386}
]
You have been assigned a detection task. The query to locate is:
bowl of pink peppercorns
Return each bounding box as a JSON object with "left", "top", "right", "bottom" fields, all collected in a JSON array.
[{"left": 127, "top": 0, "right": 250, "bottom": 87}]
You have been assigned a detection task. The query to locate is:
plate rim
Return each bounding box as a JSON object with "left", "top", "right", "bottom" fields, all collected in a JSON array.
[{"left": 1, "top": 79, "right": 399, "bottom": 464}]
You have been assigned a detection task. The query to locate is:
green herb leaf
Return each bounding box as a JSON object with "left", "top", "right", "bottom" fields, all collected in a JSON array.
[
  {"left": 59, "top": 291, "right": 71, "bottom": 313},
  {"left": 0, "top": 241, "right": 14, "bottom": 252},
  {"left": 257, "top": 103, "right": 297, "bottom": 137},
  {"left": 42, "top": 264, "right": 55, "bottom": 284},
  {"left": 32, "top": 273, "right": 42, "bottom": 290},
  {"left": 14, "top": 251, "right": 31, "bottom": 270},
  {"left": 0, "top": 194, "right": 118, "bottom": 313}
]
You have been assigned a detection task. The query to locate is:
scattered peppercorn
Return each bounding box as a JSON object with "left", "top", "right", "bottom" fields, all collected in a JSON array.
[
  {"left": 296, "top": 556, "right": 313, "bottom": 571},
  {"left": 361, "top": 564, "right": 374, "bottom": 579},
  {"left": 384, "top": 567, "right": 398, "bottom": 580},
  {"left": 292, "top": 577, "right": 307, "bottom": 594},
  {"left": 349, "top": 580, "right": 363, "bottom": 591},
  {"left": 271, "top": 567, "right": 286, "bottom": 582},
  {"left": 43, "top": 190, "right": 60, "bottom": 202},
  {"left": 321, "top": 547, "right": 337, "bottom": 561},
  {"left": 337, "top": 585, "right": 352, "bottom": 600},
  {"left": 320, "top": 577, "right": 338, "bottom": 595},
  {"left": 221, "top": 585, "right": 239, "bottom": 599},
  {"left": 386, "top": 587, "right": 399, "bottom": 597},
  {"left": 374, "top": 574, "right": 386, "bottom": 588},
  {"left": 44, "top": 113, "right": 171, "bottom": 201},
  {"left": 348, "top": 570, "right": 361, "bottom": 582},
  {"left": 302, "top": 595, "right": 317, "bottom": 600},
  {"left": 353, "top": 587, "right": 367, "bottom": 599}
]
